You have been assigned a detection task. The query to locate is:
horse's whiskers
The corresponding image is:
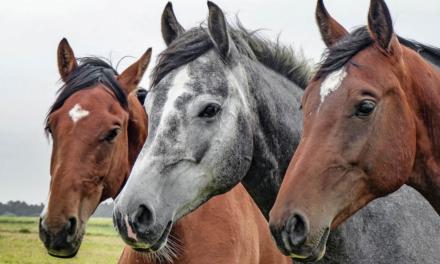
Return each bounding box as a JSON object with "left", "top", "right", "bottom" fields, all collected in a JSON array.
[{"left": 135, "top": 234, "right": 183, "bottom": 264}]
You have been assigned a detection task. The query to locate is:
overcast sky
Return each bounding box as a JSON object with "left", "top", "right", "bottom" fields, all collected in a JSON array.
[{"left": 0, "top": 0, "right": 439, "bottom": 204}]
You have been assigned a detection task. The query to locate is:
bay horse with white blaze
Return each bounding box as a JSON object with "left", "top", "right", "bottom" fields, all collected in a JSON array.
[
  {"left": 39, "top": 38, "right": 151, "bottom": 258},
  {"left": 270, "top": 0, "right": 440, "bottom": 261}
]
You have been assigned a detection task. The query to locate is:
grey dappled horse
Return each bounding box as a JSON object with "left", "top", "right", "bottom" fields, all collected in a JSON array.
[{"left": 114, "top": 2, "right": 440, "bottom": 263}]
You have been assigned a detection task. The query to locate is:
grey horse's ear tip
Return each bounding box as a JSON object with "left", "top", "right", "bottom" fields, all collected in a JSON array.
[
  {"left": 207, "top": 1, "right": 217, "bottom": 9},
  {"left": 318, "top": 0, "right": 328, "bottom": 11},
  {"left": 369, "top": 0, "right": 385, "bottom": 7},
  {"left": 165, "top": 2, "right": 172, "bottom": 9}
]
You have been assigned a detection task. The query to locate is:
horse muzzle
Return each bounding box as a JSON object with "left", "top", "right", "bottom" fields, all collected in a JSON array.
[
  {"left": 270, "top": 212, "right": 329, "bottom": 262},
  {"left": 39, "top": 216, "right": 83, "bottom": 258},
  {"left": 113, "top": 203, "right": 173, "bottom": 252}
]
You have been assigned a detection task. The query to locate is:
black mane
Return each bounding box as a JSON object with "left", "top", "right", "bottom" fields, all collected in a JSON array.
[
  {"left": 315, "top": 26, "right": 440, "bottom": 80},
  {"left": 151, "top": 22, "right": 311, "bottom": 88},
  {"left": 315, "top": 27, "right": 372, "bottom": 79},
  {"left": 45, "top": 57, "right": 127, "bottom": 129}
]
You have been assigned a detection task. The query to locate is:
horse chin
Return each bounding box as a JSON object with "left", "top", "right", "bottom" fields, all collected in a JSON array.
[
  {"left": 42, "top": 224, "right": 85, "bottom": 258},
  {"left": 132, "top": 221, "right": 173, "bottom": 253},
  {"left": 47, "top": 246, "right": 80, "bottom": 258},
  {"left": 132, "top": 238, "right": 168, "bottom": 254},
  {"left": 289, "top": 228, "right": 330, "bottom": 263},
  {"left": 46, "top": 233, "right": 83, "bottom": 259}
]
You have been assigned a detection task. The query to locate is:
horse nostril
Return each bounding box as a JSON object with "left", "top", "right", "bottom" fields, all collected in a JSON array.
[
  {"left": 67, "top": 217, "right": 77, "bottom": 236},
  {"left": 287, "top": 213, "right": 309, "bottom": 247},
  {"left": 132, "top": 204, "right": 155, "bottom": 233}
]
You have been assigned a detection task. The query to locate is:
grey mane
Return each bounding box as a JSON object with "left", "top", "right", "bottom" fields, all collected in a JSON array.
[{"left": 151, "top": 21, "right": 311, "bottom": 89}]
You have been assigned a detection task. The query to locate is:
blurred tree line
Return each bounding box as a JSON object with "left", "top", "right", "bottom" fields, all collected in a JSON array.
[{"left": 0, "top": 201, "right": 114, "bottom": 217}]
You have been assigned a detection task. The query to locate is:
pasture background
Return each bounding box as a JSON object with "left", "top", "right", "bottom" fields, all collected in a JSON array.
[{"left": 0, "top": 216, "right": 124, "bottom": 264}]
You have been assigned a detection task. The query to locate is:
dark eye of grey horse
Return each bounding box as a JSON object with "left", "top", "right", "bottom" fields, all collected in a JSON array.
[
  {"left": 355, "top": 100, "right": 376, "bottom": 117},
  {"left": 103, "top": 127, "right": 120, "bottom": 142},
  {"left": 199, "top": 103, "right": 221, "bottom": 118}
]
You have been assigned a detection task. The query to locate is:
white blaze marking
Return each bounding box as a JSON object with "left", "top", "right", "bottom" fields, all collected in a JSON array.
[
  {"left": 69, "top": 104, "right": 90, "bottom": 123},
  {"left": 124, "top": 215, "right": 138, "bottom": 241},
  {"left": 161, "top": 67, "right": 191, "bottom": 118},
  {"left": 319, "top": 67, "right": 347, "bottom": 105},
  {"left": 149, "top": 66, "right": 190, "bottom": 141},
  {"left": 131, "top": 67, "right": 191, "bottom": 172}
]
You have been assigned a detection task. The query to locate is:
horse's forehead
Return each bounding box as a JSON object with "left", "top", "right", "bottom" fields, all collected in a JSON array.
[
  {"left": 161, "top": 67, "right": 193, "bottom": 117},
  {"left": 55, "top": 86, "right": 125, "bottom": 126},
  {"left": 69, "top": 104, "right": 90, "bottom": 123},
  {"left": 187, "top": 57, "right": 229, "bottom": 97},
  {"left": 148, "top": 54, "right": 228, "bottom": 115},
  {"left": 347, "top": 48, "right": 396, "bottom": 83},
  {"left": 319, "top": 67, "right": 348, "bottom": 107},
  {"left": 65, "top": 86, "right": 114, "bottom": 107}
]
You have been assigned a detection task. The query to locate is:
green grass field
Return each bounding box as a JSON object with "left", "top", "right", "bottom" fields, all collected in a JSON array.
[{"left": 0, "top": 216, "right": 125, "bottom": 264}]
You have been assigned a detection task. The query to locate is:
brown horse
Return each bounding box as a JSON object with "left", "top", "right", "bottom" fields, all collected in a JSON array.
[
  {"left": 39, "top": 38, "right": 151, "bottom": 258},
  {"left": 40, "top": 39, "right": 290, "bottom": 264},
  {"left": 270, "top": 0, "right": 440, "bottom": 261}
]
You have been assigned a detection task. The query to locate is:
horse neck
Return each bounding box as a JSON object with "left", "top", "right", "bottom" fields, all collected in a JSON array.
[
  {"left": 239, "top": 59, "right": 305, "bottom": 219},
  {"left": 404, "top": 49, "right": 440, "bottom": 214}
]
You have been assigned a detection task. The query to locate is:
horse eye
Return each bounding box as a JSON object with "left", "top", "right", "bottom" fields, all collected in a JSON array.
[
  {"left": 199, "top": 103, "right": 221, "bottom": 118},
  {"left": 355, "top": 100, "right": 376, "bottom": 117},
  {"left": 104, "top": 128, "right": 120, "bottom": 142}
]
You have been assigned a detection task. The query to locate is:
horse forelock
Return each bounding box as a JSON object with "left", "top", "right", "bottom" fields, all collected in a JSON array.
[
  {"left": 315, "top": 26, "right": 440, "bottom": 81},
  {"left": 45, "top": 57, "right": 127, "bottom": 132}
]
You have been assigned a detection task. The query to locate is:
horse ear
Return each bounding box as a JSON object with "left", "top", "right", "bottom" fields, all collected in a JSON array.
[
  {"left": 316, "top": 0, "right": 349, "bottom": 47},
  {"left": 367, "top": 0, "right": 396, "bottom": 53},
  {"left": 57, "top": 38, "right": 78, "bottom": 82},
  {"left": 118, "top": 48, "right": 152, "bottom": 95},
  {"left": 161, "top": 2, "right": 185, "bottom": 46},
  {"left": 207, "top": 1, "right": 230, "bottom": 58}
]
